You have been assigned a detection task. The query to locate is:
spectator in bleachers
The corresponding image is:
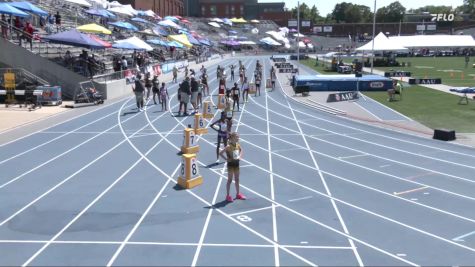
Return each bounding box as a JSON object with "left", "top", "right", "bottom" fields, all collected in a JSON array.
[
  {"left": 1, "top": 14, "right": 7, "bottom": 39},
  {"left": 23, "top": 21, "right": 34, "bottom": 50},
  {"left": 64, "top": 50, "right": 73, "bottom": 68},
  {"left": 54, "top": 11, "right": 61, "bottom": 32},
  {"left": 88, "top": 54, "right": 99, "bottom": 78},
  {"left": 121, "top": 56, "right": 128, "bottom": 71}
]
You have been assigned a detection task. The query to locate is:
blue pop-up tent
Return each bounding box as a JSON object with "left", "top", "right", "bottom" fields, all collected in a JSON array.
[
  {"left": 85, "top": 8, "right": 116, "bottom": 18},
  {"left": 152, "top": 26, "right": 169, "bottom": 36},
  {"left": 0, "top": 3, "right": 30, "bottom": 17},
  {"left": 43, "top": 29, "right": 106, "bottom": 49},
  {"left": 131, "top": 17, "right": 148, "bottom": 24},
  {"left": 108, "top": 21, "right": 138, "bottom": 31},
  {"left": 147, "top": 39, "right": 169, "bottom": 47},
  {"left": 8, "top": 2, "right": 48, "bottom": 16},
  {"left": 186, "top": 33, "right": 201, "bottom": 46}
]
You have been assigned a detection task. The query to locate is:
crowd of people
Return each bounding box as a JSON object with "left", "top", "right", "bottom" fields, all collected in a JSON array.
[{"left": 130, "top": 58, "right": 279, "bottom": 202}]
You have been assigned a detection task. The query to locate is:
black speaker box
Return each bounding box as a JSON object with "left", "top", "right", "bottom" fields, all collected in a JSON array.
[{"left": 433, "top": 129, "right": 456, "bottom": 141}]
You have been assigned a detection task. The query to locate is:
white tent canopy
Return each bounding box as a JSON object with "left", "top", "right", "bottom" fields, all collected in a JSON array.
[
  {"left": 208, "top": 22, "right": 220, "bottom": 28},
  {"left": 143, "top": 10, "right": 156, "bottom": 17},
  {"left": 108, "top": 6, "right": 134, "bottom": 16},
  {"left": 260, "top": 37, "right": 281, "bottom": 46},
  {"left": 65, "top": 0, "right": 91, "bottom": 7},
  {"left": 113, "top": 36, "right": 153, "bottom": 51},
  {"left": 388, "top": 35, "right": 475, "bottom": 48},
  {"left": 159, "top": 19, "right": 181, "bottom": 29},
  {"left": 210, "top": 18, "right": 223, "bottom": 23},
  {"left": 122, "top": 4, "right": 138, "bottom": 16},
  {"left": 239, "top": 41, "right": 256, "bottom": 45},
  {"left": 356, "top": 32, "right": 407, "bottom": 51}
]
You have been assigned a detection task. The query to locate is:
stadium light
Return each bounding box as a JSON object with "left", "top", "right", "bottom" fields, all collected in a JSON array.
[{"left": 370, "top": 0, "right": 376, "bottom": 74}]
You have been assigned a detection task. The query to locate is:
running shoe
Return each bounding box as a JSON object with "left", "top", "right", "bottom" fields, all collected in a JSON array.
[
  {"left": 226, "top": 195, "right": 233, "bottom": 202},
  {"left": 236, "top": 193, "right": 246, "bottom": 200}
]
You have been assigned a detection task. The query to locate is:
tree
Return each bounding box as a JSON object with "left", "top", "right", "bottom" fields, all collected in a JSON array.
[
  {"left": 376, "top": 1, "right": 406, "bottom": 22},
  {"left": 331, "top": 2, "right": 373, "bottom": 23},
  {"left": 290, "top": 3, "right": 322, "bottom": 23}
]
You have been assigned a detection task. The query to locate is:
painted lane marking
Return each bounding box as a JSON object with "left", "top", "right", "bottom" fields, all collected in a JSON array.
[
  {"left": 393, "top": 186, "right": 429, "bottom": 196},
  {"left": 405, "top": 172, "right": 434, "bottom": 181},
  {"left": 0, "top": 239, "right": 355, "bottom": 249},
  {"left": 288, "top": 196, "right": 313, "bottom": 203},
  {"left": 228, "top": 205, "right": 277, "bottom": 217},
  {"left": 453, "top": 230, "right": 475, "bottom": 242},
  {"left": 380, "top": 164, "right": 391, "bottom": 168},
  {"left": 338, "top": 154, "right": 368, "bottom": 160}
]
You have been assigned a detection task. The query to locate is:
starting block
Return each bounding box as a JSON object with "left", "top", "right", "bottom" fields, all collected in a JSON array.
[
  {"left": 217, "top": 94, "right": 226, "bottom": 109},
  {"left": 202, "top": 101, "right": 213, "bottom": 119},
  {"left": 249, "top": 83, "right": 256, "bottom": 95},
  {"left": 181, "top": 128, "right": 199, "bottom": 154},
  {"left": 177, "top": 153, "right": 203, "bottom": 189},
  {"left": 194, "top": 113, "right": 208, "bottom": 134}
]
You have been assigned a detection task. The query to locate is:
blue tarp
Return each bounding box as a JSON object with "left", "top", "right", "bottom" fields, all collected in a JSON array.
[
  {"left": 108, "top": 21, "right": 138, "bottom": 31},
  {"left": 0, "top": 3, "right": 30, "bottom": 17},
  {"left": 163, "top": 16, "right": 178, "bottom": 22},
  {"left": 9, "top": 2, "right": 48, "bottom": 16},
  {"left": 186, "top": 34, "right": 201, "bottom": 46},
  {"left": 152, "top": 26, "right": 169, "bottom": 36},
  {"left": 450, "top": 88, "right": 475, "bottom": 94},
  {"left": 147, "top": 39, "right": 169, "bottom": 47},
  {"left": 197, "top": 38, "right": 211, "bottom": 46},
  {"left": 85, "top": 9, "right": 116, "bottom": 18},
  {"left": 131, "top": 17, "right": 148, "bottom": 24},
  {"left": 43, "top": 29, "right": 106, "bottom": 49},
  {"left": 167, "top": 40, "right": 184, "bottom": 48}
]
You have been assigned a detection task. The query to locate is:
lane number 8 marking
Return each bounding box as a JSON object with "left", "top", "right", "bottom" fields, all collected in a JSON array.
[{"left": 236, "top": 215, "right": 252, "bottom": 222}]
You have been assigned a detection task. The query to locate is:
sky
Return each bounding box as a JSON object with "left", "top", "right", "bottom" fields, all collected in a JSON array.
[{"left": 259, "top": 0, "right": 465, "bottom": 17}]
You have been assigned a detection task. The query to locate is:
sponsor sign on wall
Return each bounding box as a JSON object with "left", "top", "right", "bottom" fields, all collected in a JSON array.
[
  {"left": 427, "top": 24, "right": 437, "bottom": 31},
  {"left": 323, "top": 26, "right": 332, "bottom": 32},
  {"left": 301, "top": 20, "right": 311, "bottom": 27},
  {"left": 416, "top": 25, "right": 426, "bottom": 31},
  {"left": 313, "top": 26, "right": 322, "bottom": 33},
  {"left": 369, "top": 82, "right": 385, "bottom": 88},
  {"left": 327, "top": 91, "right": 359, "bottom": 103},
  {"left": 288, "top": 20, "right": 297, "bottom": 27},
  {"left": 409, "top": 78, "right": 442, "bottom": 85}
]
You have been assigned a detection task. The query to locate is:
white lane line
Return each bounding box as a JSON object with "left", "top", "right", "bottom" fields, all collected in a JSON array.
[
  {"left": 0, "top": 92, "right": 189, "bottom": 228},
  {"left": 453, "top": 230, "right": 475, "bottom": 242},
  {"left": 264, "top": 96, "right": 475, "bottom": 179},
  {"left": 0, "top": 100, "right": 136, "bottom": 165},
  {"left": 273, "top": 148, "right": 306, "bottom": 153},
  {"left": 393, "top": 186, "right": 429, "bottom": 196},
  {"left": 380, "top": 164, "right": 391, "bottom": 168},
  {"left": 0, "top": 239, "right": 355, "bottom": 249},
  {"left": 353, "top": 102, "right": 383, "bottom": 121},
  {"left": 228, "top": 205, "right": 278, "bottom": 217},
  {"left": 263, "top": 60, "right": 280, "bottom": 267},
  {"left": 22, "top": 92, "right": 190, "bottom": 267},
  {"left": 268, "top": 91, "right": 475, "bottom": 162},
  {"left": 338, "top": 154, "right": 368, "bottom": 160},
  {"left": 0, "top": 96, "right": 130, "bottom": 147},
  {"left": 191, "top": 59, "right": 252, "bottom": 267},
  {"left": 206, "top": 165, "right": 417, "bottom": 266},
  {"left": 140, "top": 65, "right": 416, "bottom": 266},
  {"left": 288, "top": 196, "right": 313, "bottom": 203},
  {"left": 98, "top": 82, "right": 319, "bottom": 267},
  {"left": 237, "top": 112, "right": 475, "bottom": 225},
  {"left": 228, "top": 134, "right": 475, "bottom": 255},
  {"left": 274, "top": 71, "right": 363, "bottom": 267},
  {"left": 239, "top": 103, "right": 475, "bottom": 202}
]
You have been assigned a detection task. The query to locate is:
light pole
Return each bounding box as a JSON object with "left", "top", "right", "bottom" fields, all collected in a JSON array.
[
  {"left": 297, "top": 1, "right": 300, "bottom": 63},
  {"left": 370, "top": 0, "right": 376, "bottom": 74}
]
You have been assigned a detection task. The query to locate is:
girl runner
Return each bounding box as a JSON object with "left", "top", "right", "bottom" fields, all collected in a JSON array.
[
  {"left": 159, "top": 82, "right": 169, "bottom": 111},
  {"left": 210, "top": 112, "right": 231, "bottom": 160},
  {"left": 255, "top": 74, "right": 261, "bottom": 97},
  {"left": 241, "top": 77, "right": 250, "bottom": 102},
  {"left": 232, "top": 82, "right": 240, "bottom": 111},
  {"left": 220, "top": 132, "right": 245, "bottom": 202}
]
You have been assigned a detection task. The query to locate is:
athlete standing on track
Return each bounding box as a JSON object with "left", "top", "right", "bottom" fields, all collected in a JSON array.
[
  {"left": 220, "top": 132, "right": 246, "bottom": 202},
  {"left": 210, "top": 112, "right": 231, "bottom": 160}
]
